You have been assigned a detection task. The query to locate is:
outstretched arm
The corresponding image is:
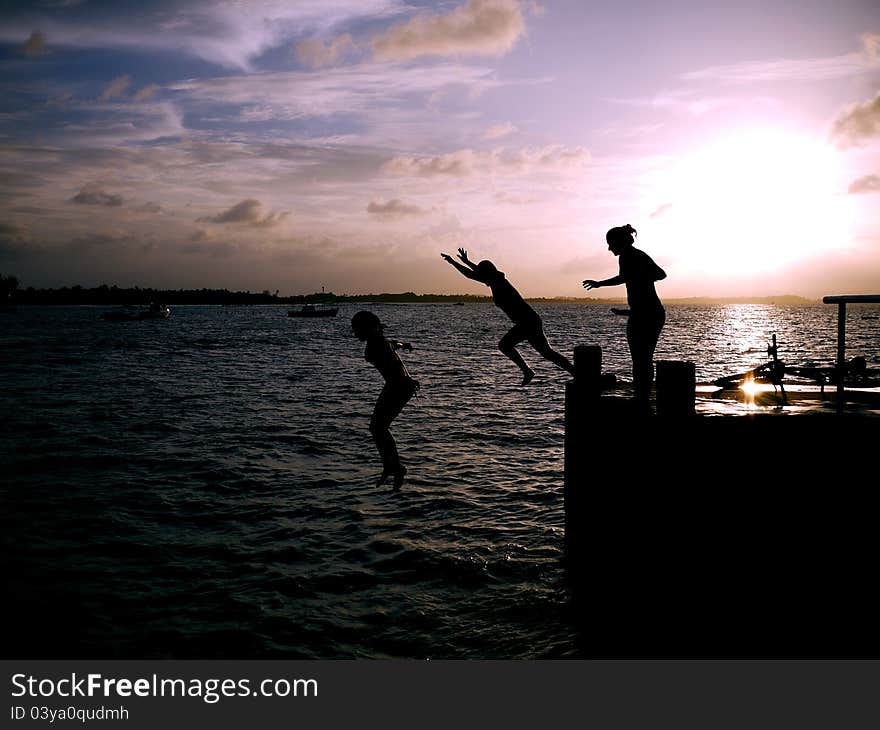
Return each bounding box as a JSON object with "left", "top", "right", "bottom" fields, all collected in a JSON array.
[
  {"left": 457, "top": 247, "right": 478, "bottom": 270},
  {"left": 442, "top": 253, "right": 483, "bottom": 281},
  {"left": 583, "top": 275, "right": 625, "bottom": 290}
]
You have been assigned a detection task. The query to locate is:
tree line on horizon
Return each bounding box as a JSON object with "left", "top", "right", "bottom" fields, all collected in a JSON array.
[
  {"left": 0, "top": 277, "right": 494, "bottom": 305},
  {"left": 0, "top": 274, "right": 814, "bottom": 306}
]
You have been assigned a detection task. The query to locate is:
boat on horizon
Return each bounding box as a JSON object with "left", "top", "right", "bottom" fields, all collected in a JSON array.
[
  {"left": 287, "top": 303, "right": 338, "bottom": 318},
  {"left": 101, "top": 302, "right": 171, "bottom": 321}
]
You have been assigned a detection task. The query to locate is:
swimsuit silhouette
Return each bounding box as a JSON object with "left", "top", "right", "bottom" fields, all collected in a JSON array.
[
  {"left": 583, "top": 224, "right": 666, "bottom": 404},
  {"left": 351, "top": 311, "right": 419, "bottom": 489},
  {"left": 443, "top": 248, "right": 574, "bottom": 384}
]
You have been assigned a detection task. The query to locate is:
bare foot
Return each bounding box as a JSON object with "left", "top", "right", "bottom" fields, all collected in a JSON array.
[
  {"left": 376, "top": 469, "right": 392, "bottom": 487},
  {"left": 392, "top": 466, "right": 407, "bottom": 490},
  {"left": 521, "top": 368, "right": 535, "bottom": 386}
]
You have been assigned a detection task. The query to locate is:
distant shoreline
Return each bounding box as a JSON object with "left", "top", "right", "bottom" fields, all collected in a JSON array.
[{"left": 5, "top": 286, "right": 821, "bottom": 306}]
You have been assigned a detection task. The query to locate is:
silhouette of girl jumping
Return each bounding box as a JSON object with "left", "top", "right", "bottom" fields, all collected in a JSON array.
[
  {"left": 443, "top": 248, "right": 574, "bottom": 384},
  {"left": 351, "top": 311, "right": 419, "bottom": 489},
  {"left": 583, "top": 225, "right": 666, "bottom": 404}
]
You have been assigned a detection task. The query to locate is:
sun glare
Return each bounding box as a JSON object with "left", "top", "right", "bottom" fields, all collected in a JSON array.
[
  {"left": 740, "top": 377, "right": 761, "bottom": 396},
  {"left": 646, "top": 128, "right": 850, "bottom": 276}
]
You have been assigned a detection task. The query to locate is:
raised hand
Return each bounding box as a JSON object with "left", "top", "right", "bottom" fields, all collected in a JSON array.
[
  {"left": 441, "top": 253, "right": 454, "bottom": 263},
  {"left": 457, "top": 247, "right": 470, "bottom": 263},
  {"left": 583, "top": 279, "right": 599, "bottom": 290}
]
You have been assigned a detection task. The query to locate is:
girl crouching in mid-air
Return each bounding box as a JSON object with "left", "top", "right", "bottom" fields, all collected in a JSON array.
[{"left": 351, "top": 311, "right": 419, "bottom": 490}]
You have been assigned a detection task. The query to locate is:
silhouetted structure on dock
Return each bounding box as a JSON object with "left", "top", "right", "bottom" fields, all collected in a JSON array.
[
  {"left": 823, "top": 294, "right": 880, "bottom": 410},
  {"left": 564, "top": 345, "right": 880, "bottom": 658}
]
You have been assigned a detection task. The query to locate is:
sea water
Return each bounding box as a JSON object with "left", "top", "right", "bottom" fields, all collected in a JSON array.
[{"left": 2, "top": 303, "right": 878, "bottom": 657}]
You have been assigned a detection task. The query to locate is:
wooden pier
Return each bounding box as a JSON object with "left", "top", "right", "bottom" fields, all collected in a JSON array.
[{"left": 564, "top": 345, "right": 880, "bottom": 658}]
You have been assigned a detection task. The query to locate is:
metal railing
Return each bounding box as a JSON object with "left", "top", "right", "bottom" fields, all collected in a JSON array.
[{"left": 822, "top": 294, "right": 880, "bottom": 409}]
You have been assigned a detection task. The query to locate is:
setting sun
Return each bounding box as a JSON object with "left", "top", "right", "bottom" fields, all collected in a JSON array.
[
  {"left": 1, "top": 2, "right": 878, "bottom": 296},
  {"left": 740, "top": 376, "right": 761, "bottom": 396},
  {"left": 647, "top": 128, "right": 850, "bottom": 277}
]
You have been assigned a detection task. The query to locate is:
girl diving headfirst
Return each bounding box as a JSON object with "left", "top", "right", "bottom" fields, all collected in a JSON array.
[
  {"left": 442, "top": 248, "right": 574, "bottom": 384},
  {"left": 351, "top": 310, "right": 419, "bottom": 490}
]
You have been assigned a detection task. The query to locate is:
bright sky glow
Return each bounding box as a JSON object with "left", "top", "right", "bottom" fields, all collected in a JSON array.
[
  {"left": 646, "top": 129, "right": 850, "bottom": 276},
  {"left": 0, "top": 0, "right": 878, "bottom": 297}
]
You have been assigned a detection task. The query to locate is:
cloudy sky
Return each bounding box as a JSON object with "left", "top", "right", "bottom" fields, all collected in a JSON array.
[{"left": 1, "top": 0, "right": 878, "bottom": 297}]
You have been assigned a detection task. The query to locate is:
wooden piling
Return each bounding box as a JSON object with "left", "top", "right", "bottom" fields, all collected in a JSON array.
[
  {"left": 564, "top": 345, "right": 601, "bottom": 558},
  {"left": 836, "top": 301, "right": 846, "bottom": 411},
  {"left": 655, "top": 360, "right": 696, "bottom": 416}
]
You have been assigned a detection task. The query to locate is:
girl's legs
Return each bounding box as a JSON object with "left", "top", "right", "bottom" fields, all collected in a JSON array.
[
  {"left": 499, "top": 325, "right": 534, "bottom": 385},
  {"left": 627, "top": 311, "right": 665, "bottom": 404},
  {"left": 528, "top": 329, "right": 575, "bottom": 375},
  {"left": 369, "top": 385, "right": 412, "bottom": 488}
]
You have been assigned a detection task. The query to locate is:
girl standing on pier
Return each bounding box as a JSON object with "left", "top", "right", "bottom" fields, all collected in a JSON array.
[
  {"left": 583, "top": 225, "right": 666, "bottom": 405},
  {"left": 351, "top": 310, "right": 420, "bottom": 490}
]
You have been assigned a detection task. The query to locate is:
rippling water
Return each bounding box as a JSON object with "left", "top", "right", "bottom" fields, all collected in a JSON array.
[{"left": 2, "top": 303, "right": 878, "bottom": 658}]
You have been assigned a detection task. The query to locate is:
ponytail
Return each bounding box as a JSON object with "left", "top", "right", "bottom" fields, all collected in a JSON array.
[{"left": 606, "top": 224, "right": 637, "bottom": 246}]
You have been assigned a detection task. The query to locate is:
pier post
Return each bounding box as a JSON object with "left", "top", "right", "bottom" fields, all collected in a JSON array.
[
  {"left": 655, "top": 360, "right": 696, "bottom": 416},
  {"left": 836, "top": 301, "right": 846, "bottom": 411},
  {"left": 564, "top": 345, "right": 601, "bottom": 558}
]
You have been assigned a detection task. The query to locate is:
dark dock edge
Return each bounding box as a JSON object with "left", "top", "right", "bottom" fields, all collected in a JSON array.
[{"left": 564, "top": 345, "right": 880, "bottom": 658}]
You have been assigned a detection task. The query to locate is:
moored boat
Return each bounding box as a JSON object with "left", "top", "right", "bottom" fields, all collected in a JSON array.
[
  {"left": 288, "top": 304, "right": 338, "bottom": 318},
  {"left": 101, "top": 302, "right": 171, "bottom": 321}
]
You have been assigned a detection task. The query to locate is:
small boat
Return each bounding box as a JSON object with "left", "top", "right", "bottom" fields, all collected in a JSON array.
[
  {"left": 288, "top": 304, "right": 338, "bottom": 318},
  {"left": 101, "top": 302, "right": 171, "bottom": 321}
]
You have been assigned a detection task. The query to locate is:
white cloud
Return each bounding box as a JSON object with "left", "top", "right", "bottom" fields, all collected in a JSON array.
[
  {"left": 650, "top": 203, "right": 673, "bottom": 218},
  {"left": 681, "top": 37, "right": 879, "bottom": 85},
  {"left": 189, "top": 229, "right": 213, "bottom": 243},
  {"left": 170, "top": 63, "right": 502, "bottom": 116},
  {"left": 22, "top": 30, "right": 47, "bottom": 57},
  {"left": 0, "top": 0, "right": 402, "bottom": 71},
  {"left": 483, "top": 122, "right": 517, "bottom": 140},
  {"left": 384, "top": 148, "right": 477, "bottom": 176},
  {"left": 861, "top": 32, "right": 880, "bottom": 61},
  {"left": 682, "top": 55, "right": 867, "bottom": 83},
  {"left": 366, "top": 198, "right": 428, "bottom": 218},
  {"left": 848, "top": 174, "right": 880, "bottom": 194},
  {"left": 99, "top": 75, "right": 132, "bottom": 101},
  {"left": 371, "top": 0, "right": 526, "bottom": 62},
  {"left": 524, "top": 1, "right": 546, "bottom": 17},
  {"left": 133, "top": 84, "right": 161, "bottom": 102},
  {"left": 382, "top": 145, "right": 589, "bottom": 177},
  {"left": 295, "top": 33, "right": 357, "bottom": 69},
  {"left": 53, "top": 101, "right": 185, "bottom": 146},
  {"left": 493, "top": 191, "right": 536, "bottom": 205},
  {"left": 167, "top": 63, "right": 546, "bottom": 149},
  {"left": 69, "top": 184, "right": 123, "bottom": 206},
  {"left": 831, "top": 91, "right": 880, "bottom": 147},
  {"left": 197, "top": 198, "right": 289, "bottom": 227},
  {"left": 610, "top": 89, "right": 779, "bottom": 117}
]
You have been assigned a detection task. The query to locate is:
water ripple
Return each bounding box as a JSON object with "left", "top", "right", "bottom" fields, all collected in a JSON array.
[{"left": 2, "top": 302, "right": 878, "bottom": 657}]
